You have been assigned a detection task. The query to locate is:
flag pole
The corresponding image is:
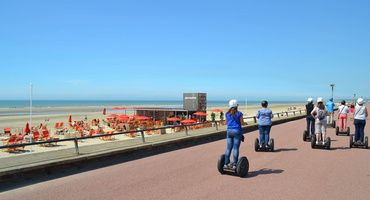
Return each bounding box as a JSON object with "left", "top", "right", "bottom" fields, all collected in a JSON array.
[{"left": 30, "top": 83, "right": 33, "bottom": 132}]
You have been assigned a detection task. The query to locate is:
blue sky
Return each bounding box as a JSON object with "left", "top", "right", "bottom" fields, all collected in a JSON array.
[{"left": 1, "top": 0, "right": 369, "bottom": 101}]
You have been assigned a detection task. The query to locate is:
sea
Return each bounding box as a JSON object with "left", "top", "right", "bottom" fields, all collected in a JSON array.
[{"left": 0, "top": 100, "right": 305, "bottom": 109}]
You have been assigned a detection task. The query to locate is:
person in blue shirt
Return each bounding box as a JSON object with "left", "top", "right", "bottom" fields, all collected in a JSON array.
[
  {"left": 326, "top": 98, "right": 335, "bottom": 124},
  {"left": 256, "top": 100, "right": 274, "bottom": 148},
  {"left": 224, "top": 99, "right": 246, "bottom": 169}
]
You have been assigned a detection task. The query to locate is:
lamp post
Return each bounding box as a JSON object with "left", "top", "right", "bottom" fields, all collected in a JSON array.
[{"left": 330, "top": 83, "right": 335, "bottom": 99}]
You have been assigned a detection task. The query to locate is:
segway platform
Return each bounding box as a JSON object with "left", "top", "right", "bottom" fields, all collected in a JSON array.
[
  {"left": 254, "top": 138, "right": 274, "bottom": 152},
  {"left": 335, "top": 126, "right": 350, "bottom": 136},
  {"left": 217, "top": 154, "right": 249, "bottom": 177},
  {"left": 311, "top": 135, "right": 331, "bottom": 150},
  {"left": 349, "top": 135, "right": 368, "bottom": 149},
  {"left": 302, "top": 130, "right": 313, "bottom": 142}
]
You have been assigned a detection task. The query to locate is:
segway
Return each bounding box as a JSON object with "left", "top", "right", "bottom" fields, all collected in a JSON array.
[
  {"left": 217, "top": 154, "right": 249, "bottom": 177},
  {"left": 335, "top": 126, "right": 350, "bottom": 136},
  {"left": 254, "top": 138, "right": 274, "bottom": 152},
  {"left": 349, "top": 135, "right": 368, "bottom": 149},
  {"left": 327, "top": 120, "right": 336, "bottom": 128},
  {"left": 311, "top": 134, "right": 331, "bottom": 150},
  {"left": 302, "top": 130, "right": 313, "bottom": 142}
]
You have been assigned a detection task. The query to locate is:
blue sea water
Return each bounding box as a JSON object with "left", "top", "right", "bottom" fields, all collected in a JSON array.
[{"left": 0, "top": 100, "right": 305, "bottom": 109}]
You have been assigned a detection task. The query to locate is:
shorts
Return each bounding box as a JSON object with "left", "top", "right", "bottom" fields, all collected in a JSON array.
[{"left": 315, "top": 119, "right": 327, "bottom": 134}]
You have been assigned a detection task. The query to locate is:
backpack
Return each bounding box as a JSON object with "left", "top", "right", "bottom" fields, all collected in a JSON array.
[{"left": 317, "top": 109, "right": 326, "bottom": 120}]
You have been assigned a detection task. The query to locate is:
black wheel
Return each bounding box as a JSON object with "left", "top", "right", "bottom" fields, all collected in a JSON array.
[
  {"left": 346, "top": 127, "right": 350, "bottom": 136},
  {"left": 303, "top": 130, "right": 308, "bottom": 141},
  {"left": 254, "top": 138, "right": 259, "bottom": 152},
  {"left": 332, "top": 120, "right": 336, "bottom": 128},
  {"left": 311, "top": 135, "right": 316, "bottom": 149},
  {"left": 217, "top": 154, "right": 226, "bottom": 174},
  {"left": 326, "top": 137, "right": 331, "bottom": 150},
  {"left": 365, "top": 136, "right": 368, "bottom": 149},
  {"left": 269, "top": 138, "right": 274, "bottom": 152},
  {"left": 349, "top": 135, "right": 353, "bottom": 148},
  {"left": 236, "top": 156, "right": 249, "bottom": 177},
  {"left": 335, "top": 126, "right": 339, "bottom": 135}
]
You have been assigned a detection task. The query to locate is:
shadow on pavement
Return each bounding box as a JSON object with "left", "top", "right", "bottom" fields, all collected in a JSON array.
[
  {"left": 247, "top": 168, "right": 284, "bottom": 178},
  {"left": 273, "top": 148, "right": 298, "bottom": 152}
]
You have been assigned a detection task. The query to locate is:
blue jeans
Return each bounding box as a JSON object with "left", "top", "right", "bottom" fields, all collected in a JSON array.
[
  {"left": 354, "top": 119, "right": 366, "bottom": 142},
  {"left": 225, "top": 129, "right": 242, "bottom": 164},
  {"left": 258, "top": 125, "right": 272, "bottom": 146},
  {"left": 306, "top": 115, "right": 315, "bottom": 135}
]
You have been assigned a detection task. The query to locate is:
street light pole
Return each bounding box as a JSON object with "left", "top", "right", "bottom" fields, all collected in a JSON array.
[{"left": 330, "top": 83, "right": 335, "bottom": 99}]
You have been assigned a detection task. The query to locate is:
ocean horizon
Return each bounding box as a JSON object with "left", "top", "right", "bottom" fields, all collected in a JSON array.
[{"left": 0, "top": 100, "right": 306, "bottom": 109}]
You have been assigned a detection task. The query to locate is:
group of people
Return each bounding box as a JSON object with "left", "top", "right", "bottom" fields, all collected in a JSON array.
[
  {"left": 306, "top": 97, "right": 368, "bottom": 145},
  {"left": 223, "top": 99, "right": 273, "bottom": 169},
  {"left": 223, "top": 97, "right": 368, "bottom": 169}
]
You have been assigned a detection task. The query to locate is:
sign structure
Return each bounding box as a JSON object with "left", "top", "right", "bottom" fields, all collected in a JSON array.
[{"left": 183, "top": 93, "right": 207, "bottom": 112}]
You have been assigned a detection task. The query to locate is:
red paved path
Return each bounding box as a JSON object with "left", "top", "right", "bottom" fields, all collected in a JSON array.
[{"left": 2, "top": 117, "right": 370, "bottom": 200}]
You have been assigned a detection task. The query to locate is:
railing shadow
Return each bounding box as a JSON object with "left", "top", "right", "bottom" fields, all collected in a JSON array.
[{"left": 273, "top": 148, "right": 298, "bottom": 152}]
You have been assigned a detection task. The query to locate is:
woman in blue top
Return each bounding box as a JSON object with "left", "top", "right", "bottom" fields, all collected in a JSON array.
[
  {"left": 256, "top": 101, "right": 274, "bottom": 148},
  {"left": 224, "top": 99, "right": 246, "bottom": 169}
]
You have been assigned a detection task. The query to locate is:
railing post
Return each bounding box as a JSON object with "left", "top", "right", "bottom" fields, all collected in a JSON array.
[
  {"left": 293, "top": 111, "right": 296, "bottom": 116},
  {"left": 214, "top": 121, "right": 218, "bottom": 130},
  {"left": 74, "top": 138, "right": 79, "bottom": 155},
  {"left": 300, "top": 110, "right": 302, "bottom": 114},
  {"left": 285, "top": 112, "right": 288, "bottom": 117},
  {"left": 253, "top": 116, "right": 257, "bottom": 123},
  {"left": 140, "top": 130, "right": 145, "bottom": 143},
  {"left": 277, "top": 113, "right": 280, "bottom": 119},
  {"left": 184, "top": 125, "right": 189, "bottom": 136}
]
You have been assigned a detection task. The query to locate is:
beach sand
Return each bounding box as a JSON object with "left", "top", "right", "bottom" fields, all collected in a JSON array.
[
  {"left": 0, "top": 103, "right": 305, "bottom": 134},
  {"left": 0, "top": 103, "right": 305, "bottom": 158}
]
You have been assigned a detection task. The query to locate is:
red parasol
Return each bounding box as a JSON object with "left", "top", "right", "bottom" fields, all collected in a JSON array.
[
  {"left": 193, "top": 112, "right": 208, "bottom": 116},
  {"left": 103, "top": 108, "right": 106, "bottom": 115},
  {"left": 24, "top": 123, "right": 30, "bottom": 133},
  {"left": 68, "top": 115, "right": 72, "bottom": 123},
  {"left": 120, "top": 107, "right": 127, "bottom": 110},
  {"left": 107, "top": 114, "right": 118, "bottom": 118},
  {"left": 181, "top": 119, "right": 196, "bottom": 124},
  {"left": 111, "top": 107, "right": 121, "bottom": 110},
  {"left": 211, "top": 109, "right": 223, "bottom": 112},
  {"left": 136, "top": 116, "right": 150, "bottom": 120},
  {"left": 167, "top": 117, "right": 181, "bottom": 121}
]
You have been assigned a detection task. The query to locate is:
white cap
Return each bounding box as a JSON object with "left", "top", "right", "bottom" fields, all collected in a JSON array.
[
  {"left": 317, "top": 97, "right": 323, "bottom": 103},
  {"left": 307, "top": 98, "right": 313, "bottom": 102},
  {"left": 229, "top": 99, "right": 239, "bottom": 108},
  {"left": 357, "top": 98, "right": 364, "bottom": 105}
]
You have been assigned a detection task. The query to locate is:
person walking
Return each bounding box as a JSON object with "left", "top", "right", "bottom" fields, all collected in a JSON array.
[
  {"left": 224, "top": 99, "right": 246, "bottom": 169},
  {"left": 354, "top": 98, "right": 368, "bottom": 144},
  {"left": 256, "top": 100, "right": 274, "bottom": 148},
  {"left": 338, "top": 100, "right": 349, "bottom": 132},
  {"left": 305, "top": 98, "right": 315, "bottom": 136},
  {"left": 326, "top": 97, "right": 335, "bottom": 125},
  {"left": 311, "top": 97, "right": 328, "bottom": 144}
]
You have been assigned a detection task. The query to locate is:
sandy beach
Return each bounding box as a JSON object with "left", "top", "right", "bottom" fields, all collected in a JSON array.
[{"left": 0, "top": 103, "right": 305, "bottom": 134}]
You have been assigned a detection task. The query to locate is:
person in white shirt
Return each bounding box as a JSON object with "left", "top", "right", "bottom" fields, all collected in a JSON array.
[{"left": 354, "top": 98, "right": 368, "bottom": 144}]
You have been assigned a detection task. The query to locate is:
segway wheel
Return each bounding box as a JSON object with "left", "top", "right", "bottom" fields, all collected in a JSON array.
[
  {"left": 236, "top": 156, "right": 249, "bottom": 177},
  {"left": 326, "top": 137, "right": 331, "bottom": 150},
  {"left": 365, "top": 136, "right": 368, "bottom": 149},
  {"left": 303, "top": 130, "right": 308, "bottom": 141},
  {"left": 217, "top": 154, "right": 226, "bottom": 174},
  {"left": 346, "top": 127, "right": 350, "bottom": 136},
  {"left": 335, "top": 126, "right": 339, "bottom": 135},
  {"left": 254, "top": 138, "right": 259, "bottom": 152},
  {"left": 349, "top": 135, "right": 354, "bottom": 148},
  {"left": 311, "top": 136, "right": 316, "bottom": 149},
  {"left": 332, "top": 120, "right": 336, "bottom": 128},
  {"left": 269, "top": 138, "right": 274, "bottom": 152}
]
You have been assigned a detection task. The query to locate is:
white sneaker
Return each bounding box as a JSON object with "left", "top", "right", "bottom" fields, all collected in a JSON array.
[{"left": 316, "top": 141, "right": 318, "bottom": 145}]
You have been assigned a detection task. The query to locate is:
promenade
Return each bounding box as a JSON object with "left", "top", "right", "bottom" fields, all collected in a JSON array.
[{"left": 1, "top": 111, "right": 369, "bottom": 200}]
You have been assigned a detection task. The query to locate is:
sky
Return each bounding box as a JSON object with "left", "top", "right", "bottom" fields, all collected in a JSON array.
[{"left": 1, "top": 0, "right": 369, "bottom": 101}]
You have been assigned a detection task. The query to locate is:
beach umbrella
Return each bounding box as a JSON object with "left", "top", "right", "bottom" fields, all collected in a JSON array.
[
  {"left": 24, "top": 123, "right": 30, "bottom": 134},
  {"left": 193, "top": 112, "right": 208, "bottom": 116},
  {"left": 136, "top": 116, "right": 150, "bottom": 120},
  {"left": 107, "top": 114, "right": 118, "bottom": 118},
  {"left": 111, "top": 107, "right": 121, "bottom": 110},
  {"left": 120, "top": 107, "right": 127, "bottom": 110},
  {"left": 211, "top": 109, "right": 223, "bottom": 112},
  {"left": 167, "top": 117, "right": 181, "bottom": 121},
  {"left": 103, "top": 108, "right": 106, "bottom": 115},
  {"left": 68, "top": 115, "right": 72, "bottom": 123},
  {"left": 181, "top": 119, "right": 196, "bottom": 124},
  {"left": 117, "top": 116, "right": 129, "bottom": 121}
]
